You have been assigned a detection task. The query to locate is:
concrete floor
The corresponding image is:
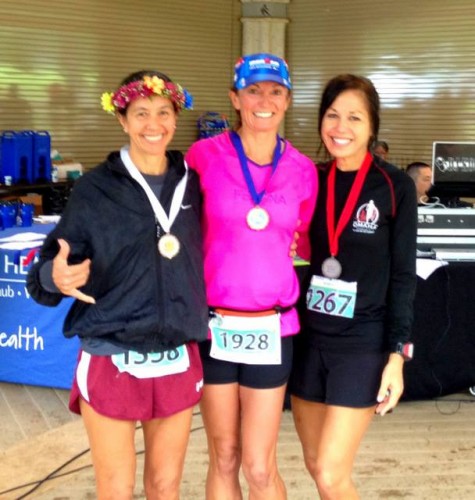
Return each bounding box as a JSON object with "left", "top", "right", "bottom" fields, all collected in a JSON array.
[{"left": 0, "top": 383, "right": 474, "bottom": 499}]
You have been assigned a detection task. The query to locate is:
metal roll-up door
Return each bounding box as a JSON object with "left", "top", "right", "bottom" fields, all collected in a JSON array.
[
  {"left": 0, "top": 0, "right": 242, "bottom": 170},
  {"left": 286, "top": 0, "right": 475, "bottom": 168}
]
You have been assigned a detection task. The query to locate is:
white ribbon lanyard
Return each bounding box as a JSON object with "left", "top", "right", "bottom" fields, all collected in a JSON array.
[{"left": 120, "top": 146, "right": 188, "bottom": 234}]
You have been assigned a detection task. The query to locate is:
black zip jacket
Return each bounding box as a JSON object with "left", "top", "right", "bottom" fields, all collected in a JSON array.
[
  {"left": 27, "top": 150, "right": 208, "bottom": 353},
  {"left": 302, "top": 155, "right": 417, "bottom": 353}
]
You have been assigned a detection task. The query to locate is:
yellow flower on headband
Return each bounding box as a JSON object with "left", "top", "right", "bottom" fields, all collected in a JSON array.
[
  {"left": 101, "top": 92, "right": 115, "bottom": 113},
  {"left": 100, "top": 77, "right": 193, "bottom": 113},
  {"left": 144, "top": 75, "right": 165, "bottom": 94}
]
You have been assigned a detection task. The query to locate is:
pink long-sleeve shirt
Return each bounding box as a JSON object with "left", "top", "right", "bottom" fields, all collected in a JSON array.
[{"left": 186, "top": 132, "right": 318, "bottom": 336}]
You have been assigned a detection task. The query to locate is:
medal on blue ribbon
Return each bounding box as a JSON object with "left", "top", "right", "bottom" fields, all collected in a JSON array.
[{"left": 230, "top": 131, "right": 282, "bottom": 231}]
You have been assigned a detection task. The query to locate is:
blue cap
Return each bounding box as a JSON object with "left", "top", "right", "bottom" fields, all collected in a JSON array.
[{"left": 233, "top": 53, "right": 292, "bottom": 90}]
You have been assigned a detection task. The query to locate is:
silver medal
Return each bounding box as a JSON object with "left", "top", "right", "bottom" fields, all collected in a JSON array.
[
  {"left": 321, "top": 256, "right": 342, "bottom": 279},
  {"left": 158, "top": 233, "right": 180, "bottom": 259},
  {"left": 246, "top": 206, "right": 270, "bottom": 230}
]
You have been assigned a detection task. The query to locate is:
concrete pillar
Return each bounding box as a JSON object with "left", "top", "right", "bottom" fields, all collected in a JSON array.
[
  {"left": 240, "top": 1, "right": 290, "bottom": 58},
  {"left": 240, "top": 1, "right": 290, "bottom": 135}
]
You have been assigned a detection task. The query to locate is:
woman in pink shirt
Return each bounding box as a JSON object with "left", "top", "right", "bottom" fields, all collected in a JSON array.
[{"left": 186, "top": 53, "right": 318, "bottom": 499}]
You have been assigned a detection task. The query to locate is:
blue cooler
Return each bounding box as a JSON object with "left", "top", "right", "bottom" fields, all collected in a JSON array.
[
  {"left": 33, "top": 131, "right": 52, "bottom": 182},
  {"left": 0, "top": 130, "right": 34, "bottom": 184},
  {"left": 197, "top": 112, "right": 230, "bottom": 139}
]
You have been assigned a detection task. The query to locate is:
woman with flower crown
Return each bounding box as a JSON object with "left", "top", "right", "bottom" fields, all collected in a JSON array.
[
  {"left": 185, "top": 53, "right": 318, "bottom": 499},
  {"left": 27, "top": 70, "right": 208, "bottom": 499}
]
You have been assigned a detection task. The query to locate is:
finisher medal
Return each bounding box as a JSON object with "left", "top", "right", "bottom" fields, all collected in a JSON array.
[
  {"left": 158, "top": 233, "right": 180, "bottom": 259},
  {"left": 247, "top": 206, "right": 270, "bottom": 230},
  {"left": 321, "top": 256, "right": 342, "bottom": 279},
  {"left": 324, "top": 152, "right": 373, "bottom": 281},
  {"left": 230, "top": 131, "right": 282, "bottom": 232},
  {"left": 120, "top": 146, "right": 188, "bottom": 262}
]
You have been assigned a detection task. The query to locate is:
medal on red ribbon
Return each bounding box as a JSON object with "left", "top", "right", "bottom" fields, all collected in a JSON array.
[
  {"left": 321, "top": 256, "right": 342, "bottom": 279},
  {"left": 324, "top": 152, "right": 373, "bottom": 278}
]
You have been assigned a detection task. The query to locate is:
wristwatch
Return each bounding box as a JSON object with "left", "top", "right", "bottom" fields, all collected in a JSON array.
[{"left": 394, "top": 342, "right": 414, "bottom": 361}]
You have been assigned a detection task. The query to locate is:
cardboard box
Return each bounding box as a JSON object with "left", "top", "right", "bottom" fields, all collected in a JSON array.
[{"left": 54, "top": 162, "right": 83, "bottom": 180}]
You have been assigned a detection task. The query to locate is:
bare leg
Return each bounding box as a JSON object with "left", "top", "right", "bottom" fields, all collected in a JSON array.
[
  {"left": 291, "top": 396, "right": 375, "bottom": 500},
  {"left": 240, "top": 384, "right": 287, "bottom": 500},
  {"left": 80, "top": 398, "right": 137, "bottom": 500},
  {"left": 200, "top": 383, "right": 243, "bottom": 500},
  {"left": 141, "top": 407, "right": 194, "bottom": 500}
]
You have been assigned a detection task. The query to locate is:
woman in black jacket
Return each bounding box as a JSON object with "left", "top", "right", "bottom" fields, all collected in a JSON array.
[
  {"left": 289, "top": 74, "right": 417, "bottom": 499},
  {"left": 27, "top": 70, "right": 208, "bottom": 499}
]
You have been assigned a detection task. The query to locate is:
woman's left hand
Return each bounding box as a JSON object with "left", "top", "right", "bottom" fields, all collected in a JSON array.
[
  {"left": 375, "top": 353, "right": 405, "bottom": 416},
  {"left": 289, "top": 220, "right": 301, "bottom": 257}
]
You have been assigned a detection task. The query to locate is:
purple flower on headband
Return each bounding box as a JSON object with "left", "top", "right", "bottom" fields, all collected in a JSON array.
[{"left": 112, "top": 81, "right": 153, "bottom": 109}]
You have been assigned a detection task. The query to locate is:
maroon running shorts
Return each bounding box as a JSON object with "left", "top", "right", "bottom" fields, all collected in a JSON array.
[{"left": 69, "top": 342, "right": 203, "bottom": 420}]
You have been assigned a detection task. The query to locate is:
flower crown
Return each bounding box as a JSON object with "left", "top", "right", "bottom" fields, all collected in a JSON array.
[{"left": 101, "top": 75, "right": 193, "bottom": 114}]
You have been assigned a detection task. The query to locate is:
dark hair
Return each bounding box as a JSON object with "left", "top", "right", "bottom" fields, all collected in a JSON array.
[
  {"left": 372, "top": 140, "right": 389, "bottom": 153},
  {"left": 117, "top": 69, "right": 175, "bottom": 115},
  {"left": 229, "top": 90, "right": 243, "bottom": 131},
  {"left": 318, "top": 74, "right": 380, "bottom": 151},
  {"left": 406, "top": 161, "right": 431, "bottom": 180},
  {"left": 406, "top": 161, "right": 430, "bottom": 170}
]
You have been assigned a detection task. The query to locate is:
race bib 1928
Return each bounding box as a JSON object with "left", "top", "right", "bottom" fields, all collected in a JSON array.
[{"left": 209, "top": 313, "right": 281, "bottom": 365}]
